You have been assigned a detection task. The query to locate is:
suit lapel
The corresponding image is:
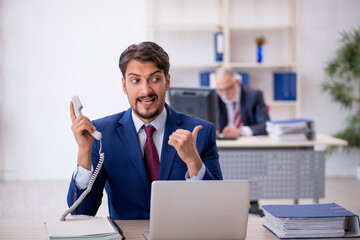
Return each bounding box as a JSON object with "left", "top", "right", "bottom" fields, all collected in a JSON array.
[
  {"left": 240, "top": 85, "right": 247, "bottom": 124},
  {"left": 217, "top": 95, "right": 228, "bottom": 131},
  {"left": 117, "top": 108, "right": 150, "bottom": 189},
  {"left": 158, "top": 105, "right": 182, "bottom": 180}
]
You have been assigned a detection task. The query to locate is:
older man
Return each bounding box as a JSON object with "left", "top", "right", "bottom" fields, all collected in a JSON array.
[
  {"left": 215, "top": 67, "right": 270, "bottom": 138},
  {"left": 215, "top": 67, "right": 270, "bottom": 216}
]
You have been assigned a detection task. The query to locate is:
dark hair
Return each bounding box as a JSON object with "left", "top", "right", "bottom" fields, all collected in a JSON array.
[{"left": 119, "top": 41, "right": 170, "bottom": 78}]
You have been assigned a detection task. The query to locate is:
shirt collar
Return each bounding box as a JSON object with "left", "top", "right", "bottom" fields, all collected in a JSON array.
[
  {"left": 225, "top": 84, "right": 241, "bottom": 107},
  {"left": 132, "top": 106, "right": 167, "bottom": 134}
]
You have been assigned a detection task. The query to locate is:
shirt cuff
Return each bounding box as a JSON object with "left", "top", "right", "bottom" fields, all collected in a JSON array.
[
  {"left": 240, "top": 126, "right": 253, "bottom": 136},
  {"left": 185, "top": 163, "right": 206, "bottom": 181},
  {"left": 73, "top": 166, "right": 93, "bottom": 189}
]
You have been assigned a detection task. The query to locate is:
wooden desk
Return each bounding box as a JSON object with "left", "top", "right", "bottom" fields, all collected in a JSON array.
[
  {"left": 216, "top": 133, "right": 347, "bottom": 148},
  {"left": 1, "top": 218, "right": 359, "bottom": 240},
  {"left": 216, "top": 134, "right": 347, "bottom": 203}
]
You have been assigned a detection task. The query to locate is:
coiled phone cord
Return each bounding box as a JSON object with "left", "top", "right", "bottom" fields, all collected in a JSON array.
[{"left": 60, "top": 140, "right": 104, "bottom": 221}]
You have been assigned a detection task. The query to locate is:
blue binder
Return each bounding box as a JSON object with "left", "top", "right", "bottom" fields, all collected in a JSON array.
[
  {"left": 274, "top": 72, "right": 296, "bottom": 100},
  {"left": 268, "top": 118, "right": 311, "bottom": 124},
  {"left": 200, "top": 71, "right": 214, "bottom": 87},
  {"left": 214, "top": 32, "right": 223, "bottom": 62},
  {"left": 262, "top": 203, "right": 360, "bottom": 239},
  {"left": 237, "top": 72, "right": 249, "bottom": 87}
]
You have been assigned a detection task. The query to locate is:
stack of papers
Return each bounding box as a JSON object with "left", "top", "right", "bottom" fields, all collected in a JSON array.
[
  {"left": 266, "top": 118, "right": 315, "bottom": 141},
  {"left": 262, "top": 203, "right": 360, "bottom": 239},
  {"left": 44, "top": 218, "right": 124, "bottom": 240},
  {"left": 264, "top": 213, "right": 344, "bottom": 238}
]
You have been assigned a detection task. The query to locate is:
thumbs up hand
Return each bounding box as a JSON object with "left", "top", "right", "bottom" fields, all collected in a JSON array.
[{"left": 168, "top": 125, "right": 203, "bottom": 177}]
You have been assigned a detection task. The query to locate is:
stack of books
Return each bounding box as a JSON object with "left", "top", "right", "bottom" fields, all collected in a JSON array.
[
  {"left": 262, "top": 203, "right": 360, "bottom": 239},
  {"left": 266, "top": 118, "right": 315, "bottom": 141}
]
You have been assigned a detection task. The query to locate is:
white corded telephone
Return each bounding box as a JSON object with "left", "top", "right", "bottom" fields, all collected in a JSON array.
[{"left": 60, "top": 96, "right": 105, "bottom": 221}]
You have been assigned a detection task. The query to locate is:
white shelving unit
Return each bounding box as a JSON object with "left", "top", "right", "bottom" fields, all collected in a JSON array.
[{"left": 147, "top": 0, "right": 300, "bottom": 120}]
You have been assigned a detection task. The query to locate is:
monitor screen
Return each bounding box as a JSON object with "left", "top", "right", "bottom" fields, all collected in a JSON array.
[{"left": 168, "top": 87, "right": 219, "bottom": 129}]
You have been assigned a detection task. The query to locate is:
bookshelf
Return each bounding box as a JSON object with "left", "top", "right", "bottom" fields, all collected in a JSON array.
[{"left": 147, "top": 0, "right": 300, "bottom": 120}]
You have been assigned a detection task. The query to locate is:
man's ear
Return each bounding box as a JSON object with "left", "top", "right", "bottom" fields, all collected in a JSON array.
[
  {"left": 122, "top": 77, "right": 127, "bottom": 95},
  {"left": 165, "top": 74, "right": 171, "bottom": 91}
]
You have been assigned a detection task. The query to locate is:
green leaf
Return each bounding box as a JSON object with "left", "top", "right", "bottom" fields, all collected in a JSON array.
[{"left": 321, "top": 28, "right": 360, "bottom": 154}]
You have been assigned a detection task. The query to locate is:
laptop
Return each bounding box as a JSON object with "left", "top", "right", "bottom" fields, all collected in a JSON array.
[{"left": 143, "top": 180, "right": 251, "bottom": 240}]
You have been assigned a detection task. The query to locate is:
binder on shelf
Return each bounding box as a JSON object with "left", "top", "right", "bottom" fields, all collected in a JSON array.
[
  {"left": 274, "top": 72, "right": 296, "bottom": 100},
  {"left": 237, "top": 72, "right": 249, "bottom": 87},
  {"left": 214, "top": 32, "right": 223, "bottom": 62},
  {"left": 262, "top": 203, "right": 360, "bottom": 239},
  {"left": 200, "top": 71, "right": 215, "bottom": 87}
]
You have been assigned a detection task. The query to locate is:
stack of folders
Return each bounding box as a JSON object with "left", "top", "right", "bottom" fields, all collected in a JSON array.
[
  {"left": 262, "top": 203, "right": 360, "bottom": 239},
  {"left": 44, "top": 217, "right": 124, "bottom": 240},
  {"left": 266, "top": 118, "right": 315, "bottom": 141}
]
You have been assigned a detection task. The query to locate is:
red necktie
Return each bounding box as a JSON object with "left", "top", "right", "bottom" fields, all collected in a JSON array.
[
  {"left": 233, "top": 102, "right": 242, "bottom": 128},
  {"left": 142, "top": 125, "right": 160, "bottom": 183}
]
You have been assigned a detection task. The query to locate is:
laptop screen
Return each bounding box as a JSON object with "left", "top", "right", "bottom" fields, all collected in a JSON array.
[{"left": 145, "top": 180, "right": 251, "bottom": 240}]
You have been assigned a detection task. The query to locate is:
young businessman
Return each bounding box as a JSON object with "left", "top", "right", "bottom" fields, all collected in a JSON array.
[
  {"left": 215, "top": 67, "right": 270, "bottom": 138},
  {"left": 67, "top": 42, "right": 223, "bottom": 220},
  {"left": 215, "top": 67, "right": 269, "bottom": 216}
]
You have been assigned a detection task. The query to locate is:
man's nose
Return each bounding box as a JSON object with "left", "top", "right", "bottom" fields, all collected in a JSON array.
[{"left": 140, "top": 81, "right": 152, "bottom": 95}]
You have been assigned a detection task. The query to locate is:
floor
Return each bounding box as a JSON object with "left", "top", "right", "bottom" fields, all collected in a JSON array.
[{"left": 0, "top": 178, "right": 359, "bottom": 221}]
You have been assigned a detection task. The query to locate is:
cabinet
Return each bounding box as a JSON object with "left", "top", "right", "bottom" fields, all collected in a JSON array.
[{"left": 147, "top": 0, "right": 300, "bottom": 120}]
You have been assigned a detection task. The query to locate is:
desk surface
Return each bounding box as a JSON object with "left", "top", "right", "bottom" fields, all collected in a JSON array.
[
  {"left": 216, "top": 133, "right": 347, "bottom": 148},
  {"left": 1, "top": 218, "right": 359, "bottom": 240}
]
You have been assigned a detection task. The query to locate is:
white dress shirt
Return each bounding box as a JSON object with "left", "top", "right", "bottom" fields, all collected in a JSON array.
[
  {"left": 74, "top": 107, "right": 205, "bottom": 189},
  {"left": 224, "top": 86, "right": 253, "bottom": 136},
  {"left": 132, "top": 107, "right": 167, "bottom": 161}
]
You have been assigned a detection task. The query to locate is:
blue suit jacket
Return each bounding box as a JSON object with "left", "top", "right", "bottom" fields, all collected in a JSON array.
[
  {"left": 218, "top": 85, "right": 270, "bottom": 135},
  {"left": 67, "top": 104, "right": 223, "bottom": 220}
]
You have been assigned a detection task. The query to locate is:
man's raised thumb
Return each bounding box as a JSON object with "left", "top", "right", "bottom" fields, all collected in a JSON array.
[{"left": 192, "top": 125, "right": 203, "bottom": 141}]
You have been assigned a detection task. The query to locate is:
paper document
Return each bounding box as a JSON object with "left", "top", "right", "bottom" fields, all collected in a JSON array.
[{"left": 44, "top": 218, "right": 124, "bottom": 239}]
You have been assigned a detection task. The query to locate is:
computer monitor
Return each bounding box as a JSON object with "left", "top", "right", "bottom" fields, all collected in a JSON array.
[{"left": 168, "top": 87, "right": 219, "bottom": 129}]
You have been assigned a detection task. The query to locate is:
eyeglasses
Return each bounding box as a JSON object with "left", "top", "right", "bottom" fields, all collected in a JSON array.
[{"left": 216, "top": 83, "right": 235, "bottom": 93}]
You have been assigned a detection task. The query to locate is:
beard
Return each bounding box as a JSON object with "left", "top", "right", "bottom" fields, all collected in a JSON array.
[
  {"left": 220, "top": 86, "right": 240, "bottom": 105},
  {"left": 220, "top": 95, "right": 237, "bottom": 105},
  {"left": 133, "top": 93, "right": 164, "bottom": 120},
  {"left": 134, "top": 106, "right": 162, "bottom": 120}
]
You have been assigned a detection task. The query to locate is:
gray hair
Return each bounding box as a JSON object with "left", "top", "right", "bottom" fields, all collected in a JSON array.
[{"left": 215, "top": 67, "right": 241, "bottom": 82}]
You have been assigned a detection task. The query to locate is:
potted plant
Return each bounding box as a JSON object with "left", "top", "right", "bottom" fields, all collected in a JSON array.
[{"left": 321, "top": 27, "right": 360, "bottom": 179}]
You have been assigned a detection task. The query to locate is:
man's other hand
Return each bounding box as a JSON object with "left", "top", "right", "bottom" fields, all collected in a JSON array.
[
  {"left": 168, "top": 125, "right": 203, "bottom": 177},
  {"left": 221, "top": 125, "right": 241, "bottom": 138}
]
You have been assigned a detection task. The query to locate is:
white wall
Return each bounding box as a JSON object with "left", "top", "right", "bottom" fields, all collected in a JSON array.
[
  {"left": 0, "top": 0, "right": 147, "bottom": 180},
  {"left": 0, "top": 0, "right": 359, "bottom": 180},
  {"left": 299, "top": 0, "right": 360, "bottom": 177}
]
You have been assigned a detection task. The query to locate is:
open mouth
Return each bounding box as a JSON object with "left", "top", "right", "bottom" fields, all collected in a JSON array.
[{"left": 137, "top": 95, "right": 157, "bottom": 107}]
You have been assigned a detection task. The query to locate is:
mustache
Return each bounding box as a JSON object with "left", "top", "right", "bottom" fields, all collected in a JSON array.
[
  {"left": 136, "top": 93, "right": 158, "bottom": 101},
  {"left": 220, "top": 95, "right": 236, "bottom": 105}
]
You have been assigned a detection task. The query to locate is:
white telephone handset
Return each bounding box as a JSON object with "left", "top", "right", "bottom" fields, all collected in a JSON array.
[
  {"left": 60, "top": 96, "right": 105, "bottom": 221},
  {"left": 71, "top": 95, "right": 102, "bottom": 140}
]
